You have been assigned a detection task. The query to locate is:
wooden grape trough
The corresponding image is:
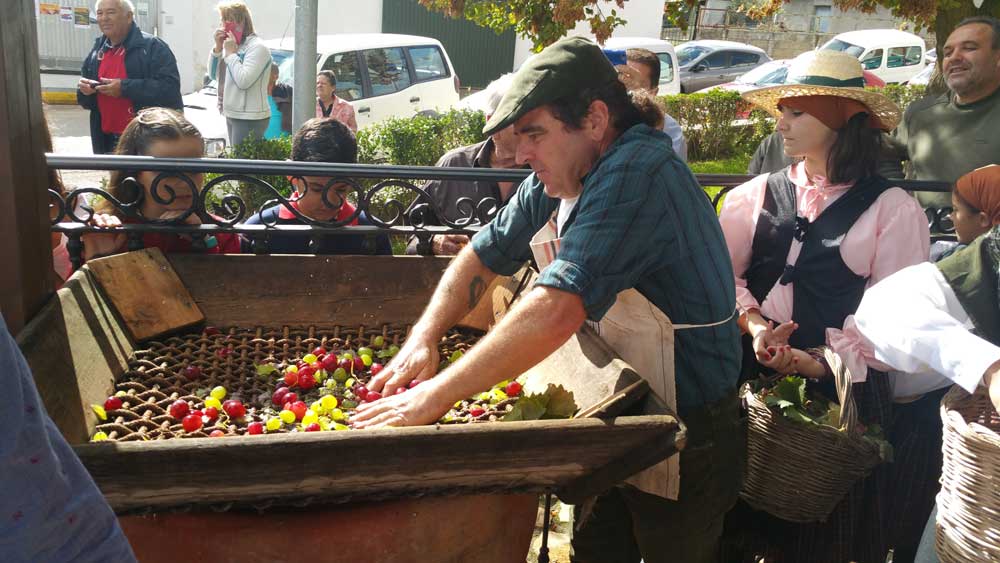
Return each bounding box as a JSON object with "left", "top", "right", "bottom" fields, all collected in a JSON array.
[{"left": 17, "top": 250, "right": 684, "bottom": 562}]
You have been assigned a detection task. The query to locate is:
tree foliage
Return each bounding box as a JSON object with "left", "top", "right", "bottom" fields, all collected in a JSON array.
[
  {"left": 418, "top": 0, "right": 627, "bottom": 51},
  {"left": 666, "top": 0, "right": 1000, "bottom": 46}
]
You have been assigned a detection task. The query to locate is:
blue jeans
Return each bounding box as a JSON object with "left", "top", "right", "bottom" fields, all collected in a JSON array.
[{"left": 915, "top": 505, "right": 940, "bottom": 563}]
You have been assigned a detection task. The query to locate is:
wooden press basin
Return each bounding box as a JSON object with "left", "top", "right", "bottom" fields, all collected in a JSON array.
[{"left": 16, "top": 251, "right": 684, "bottom": 562}]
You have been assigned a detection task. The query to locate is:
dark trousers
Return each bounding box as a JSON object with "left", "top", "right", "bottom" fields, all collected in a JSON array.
[{"left": 571, "top": 391, "right": 744, "bottom": 563}]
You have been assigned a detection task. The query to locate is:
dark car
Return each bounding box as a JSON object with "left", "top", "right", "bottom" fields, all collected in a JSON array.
[{"left": 676, "top": 40, "right": 771, "bottom": 93}]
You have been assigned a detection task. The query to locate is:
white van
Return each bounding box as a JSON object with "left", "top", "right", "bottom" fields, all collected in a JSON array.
[
  {"left": 819, "top": 29, "right": 926, "bottom": 84},
  {"left": 265, "top": 34, "right": 462, "bottom": 130},
  {"left": 603, "top": 37, "right": 681, "bottom": 95}
]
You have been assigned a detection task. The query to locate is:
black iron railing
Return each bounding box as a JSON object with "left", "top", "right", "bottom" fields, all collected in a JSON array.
[{"left": 47, "top": 155, "right": 954, "bottom": 270}]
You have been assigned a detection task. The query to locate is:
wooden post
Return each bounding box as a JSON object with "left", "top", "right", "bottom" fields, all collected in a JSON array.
[{"left": 0, "top": 0, "right": 53, "bottom": 334}]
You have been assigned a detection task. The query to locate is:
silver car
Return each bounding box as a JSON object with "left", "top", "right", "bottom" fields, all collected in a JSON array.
[{"left": 676, "top": 40, "right": 771, "bottom": 93}]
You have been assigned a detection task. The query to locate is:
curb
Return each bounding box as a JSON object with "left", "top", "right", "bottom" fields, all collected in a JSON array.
[{"left": 43, "top": 91, "right": 78, "bottom": 105}]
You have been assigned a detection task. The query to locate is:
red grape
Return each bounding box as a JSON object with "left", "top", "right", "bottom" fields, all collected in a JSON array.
[
  {"left": 182, "top": 414, "right": 203, "bottom": 432},
  {"left": 370, "top": 363, "right": 384, "bottom": 376},
  {"left": 366, "top": 391, "right": 383, "bottom": 402},
  {"left": 209, "top": 429, "right": 225, "bottom": 438},
  {"left": 290, "top": 401, "right": 308, "bottom": 421},
  {"left": 222, "top": 400, "right": 246, "bottom": 419},
  {"left": 272, "top": 387, "right": 289, "bottom": 406},
  {"left": 246, "top": 422, "right": 264, "bottom": 435},
  {"left": 282, "top": 392, "right": 298, "bottom": 406},
  {"left": 297, "top": 372, "right": 316, "bottom": 390},
  {"left": 168, "top": 400, "right": 190, "bottom": 420},
  {"left": 182, "top": 365, "right": 202, "bottom": 381},
  {"left": 203, "top": 407, "right": 220, "bottom": 421},
  {"left": 321, "top": 355, "right": 338, "bottom": 370},
  {"left": 504, "top": 381, "right": 522, "bottom": 397},
  {"left": 469, "top": 407, "right": 486, "bottom": 417},
  {"left": 304, "top": 423, "right": 321, "bottom": 432},
  {"left": 103, "top": 396, "right": 123, "bottom": 411},
  {"left": 283, "top": 371, "right": 298, "bottom": 387},
  {"left": 312, "top": 346, "right": 327, "bottom": 357}
]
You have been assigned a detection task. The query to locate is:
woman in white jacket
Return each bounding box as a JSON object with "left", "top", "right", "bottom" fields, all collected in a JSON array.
[{"left": 208, "top": 2, "right": 272, "bottom": 147}]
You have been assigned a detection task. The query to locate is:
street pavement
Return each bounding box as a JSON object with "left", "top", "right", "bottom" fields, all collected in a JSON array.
[{"left": 46, "top": 103, "right": 107, "bottom": 189}]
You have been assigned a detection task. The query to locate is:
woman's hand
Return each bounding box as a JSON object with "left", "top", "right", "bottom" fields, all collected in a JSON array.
[
  {"left": 750, "top": 319, "right": 798, "bottom": 363},
  {"left": 213, "top": 28, "right": 226, "bottom": 52},
  {"left": 366, "top": 332, "right": 440, "bottom": 396},
  {"left": 223, "top": 31, "right": 238, "bottom": 56},
  {"left": 984, "top": 360, "right": 1000, "bottom": 414},
  {"left": 351, "top": 377, "right": 454, "bottom": 429},
  {"left": 82, "top": 213, "right": 126, "bottom": 260}
]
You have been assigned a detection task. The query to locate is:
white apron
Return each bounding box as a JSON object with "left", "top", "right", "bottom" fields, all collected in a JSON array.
[{"left": 530, "top": 205, "right": 731, "bottom": 501}]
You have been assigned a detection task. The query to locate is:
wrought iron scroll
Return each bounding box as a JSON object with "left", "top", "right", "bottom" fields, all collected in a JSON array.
[{"left": 47, "top": 155, "right": 955, "bottom": 271}]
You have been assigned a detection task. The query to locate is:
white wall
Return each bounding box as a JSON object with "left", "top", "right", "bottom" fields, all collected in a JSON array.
[
  {"left": 170, "top": 0, "right": 382, "bottom": 93},
  {"left": 513, "top": 0, "right": 667, "bottom": 68},
  {"left": 159, "top": 0, "right": 195, "bottom": 93}
]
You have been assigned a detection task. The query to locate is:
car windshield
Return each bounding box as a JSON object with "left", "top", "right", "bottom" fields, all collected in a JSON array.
[
  {"left": 677, "top": 45, "right": 710, "bottom": 66},
  {"left": 821, "top": 39, "right": 865, "bottom": 58},
  {"left": 736, "top": 61, "right": 787, "bottom": 85}
]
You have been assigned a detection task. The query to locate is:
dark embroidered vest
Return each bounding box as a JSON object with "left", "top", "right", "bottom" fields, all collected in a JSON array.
[
  {"left": 746, "top": 169, "right": 892, "bottom": 349},
  {"left": 938, "top": 232, "right": 1000, "bottom": 346}
]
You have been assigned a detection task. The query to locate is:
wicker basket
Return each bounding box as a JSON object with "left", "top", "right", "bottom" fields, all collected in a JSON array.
[
  {"left": 739, "top": 349, "right": 885, "bottom": 522},
  {"left": 936, "top": 386, "right": 1000, "bottom": 563}
]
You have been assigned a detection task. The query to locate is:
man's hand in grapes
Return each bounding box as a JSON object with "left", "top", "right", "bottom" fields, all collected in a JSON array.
[
  {"left": 366, "top": 332, "right": 439, "bottom": 396},
  {"left": 352, "top": 376, "right": 454, "bottom": 429}
]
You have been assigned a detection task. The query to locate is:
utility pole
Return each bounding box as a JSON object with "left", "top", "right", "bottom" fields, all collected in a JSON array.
[{"left": 293, "top": 0, "right": 318, "bottom": 134}]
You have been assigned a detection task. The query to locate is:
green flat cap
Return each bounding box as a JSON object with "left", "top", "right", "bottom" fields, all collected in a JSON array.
[{"left": 482, "top": 36, "right": 619, "bottom": 136}]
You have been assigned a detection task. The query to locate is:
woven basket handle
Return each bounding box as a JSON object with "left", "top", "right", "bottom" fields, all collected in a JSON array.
[{"left": 825, "top": 347, "right": 859, "bottom": 433}]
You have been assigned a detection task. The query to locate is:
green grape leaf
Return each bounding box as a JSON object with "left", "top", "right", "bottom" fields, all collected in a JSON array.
[
  {"left": 255, "top": 363, "right": 278, "bottom": 377},
  {"left": 502, "top": 384, "right": 577, "bottom": 421},
  {"left": 763, "top": 395, "right": 794, "bottom": 409},
  {"left": 503, "top": 395, "right": 548, "bottom": 421},
  {"left": 542, "top": 384, "right": 577, "bottom": 419},
  {"left": 782, "top": 407, "right": 818, "bottom": 425},
  {"left": 774, "top": 376, "right": 807, "bottom": 407}
]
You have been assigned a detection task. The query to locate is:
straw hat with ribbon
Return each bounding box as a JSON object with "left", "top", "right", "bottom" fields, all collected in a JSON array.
[{"left": 742, "top": 50, "right": 901, "bottom": 131}]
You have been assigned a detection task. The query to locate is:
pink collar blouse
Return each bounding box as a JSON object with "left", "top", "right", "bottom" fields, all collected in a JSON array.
[{"left": 719, "top": 161, "right": 930, "bottom": 330}]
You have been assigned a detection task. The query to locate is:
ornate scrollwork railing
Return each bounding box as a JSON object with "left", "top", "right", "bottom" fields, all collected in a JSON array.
[{"left": 47, "top": 155, "right": 955, "bottom": 271}]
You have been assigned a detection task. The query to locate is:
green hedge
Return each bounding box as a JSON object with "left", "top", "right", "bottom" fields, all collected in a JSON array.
[{"left": 660, "top": 90, "right": 772, "bottom": 162}]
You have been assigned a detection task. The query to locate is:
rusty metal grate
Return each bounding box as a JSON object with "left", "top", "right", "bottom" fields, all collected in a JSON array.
[{"left": 92, "top": 325, "right": 518, "bottom": 441}]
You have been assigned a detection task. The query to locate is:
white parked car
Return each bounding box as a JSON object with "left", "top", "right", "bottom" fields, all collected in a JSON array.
[
  {"left": 820, "top": 29, "right": 927, "bottom": 84},
  {"left": 183, "top": 33, "right": 461, "bottom": 152}
]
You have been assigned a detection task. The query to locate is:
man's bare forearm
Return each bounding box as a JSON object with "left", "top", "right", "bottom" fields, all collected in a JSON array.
[{"left": 410, "top": 245, "right": 498, "bottom": 341}]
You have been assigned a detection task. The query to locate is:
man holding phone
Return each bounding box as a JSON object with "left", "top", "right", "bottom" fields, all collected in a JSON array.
[{"left": 77, "top": 0, "right": 182, "bottom": 154}]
